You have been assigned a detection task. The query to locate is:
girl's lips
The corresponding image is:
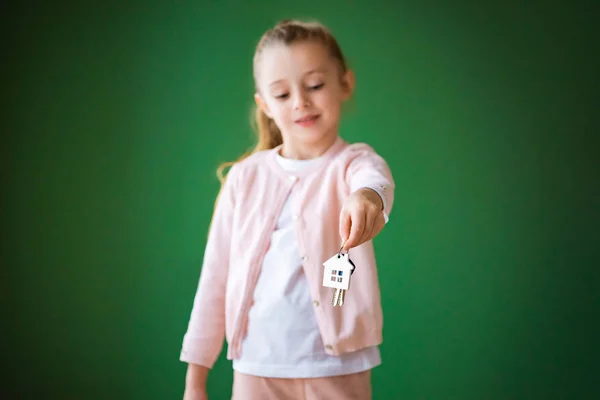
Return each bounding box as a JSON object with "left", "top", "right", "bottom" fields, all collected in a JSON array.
[{"left": 295, "top": 114, "right": 320, "bottom": 127}]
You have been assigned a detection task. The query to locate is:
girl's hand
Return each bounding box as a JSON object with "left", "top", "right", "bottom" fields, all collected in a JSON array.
[
  {"left": 183, "top": 388, "right": 208, "bottom": 400},
  {"left": 339, "top": 188, "right": 385, "bottom": 251},
  {"left": 183, "top": 364, "right": 209, "bottom": 400}
]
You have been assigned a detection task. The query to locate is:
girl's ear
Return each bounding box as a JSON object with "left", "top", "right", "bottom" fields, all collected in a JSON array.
[
  {"left": 341, "top": 69, "right": 355, "bottom": 100},
  {"left": 254, "top": 93, "right": 273, "bottom": 118}
]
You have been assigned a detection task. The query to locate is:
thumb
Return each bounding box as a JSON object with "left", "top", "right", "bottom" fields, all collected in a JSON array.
[{"left": 339, "top": 210, "right": 351, "bottom": 246}]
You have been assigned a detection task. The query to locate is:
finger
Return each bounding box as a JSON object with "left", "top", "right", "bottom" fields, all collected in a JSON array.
[
  {"left": 370, "top": 212, "right": 386, "bottom": 240},
  {"left": 357, "top": 209, "right": 375, "bottom": 247},
  {"left": 344, "top": 208, "right": 365, "bottom": 251},
  {"left": 339, "top": 209, "right": 351, "bottom": 244}
]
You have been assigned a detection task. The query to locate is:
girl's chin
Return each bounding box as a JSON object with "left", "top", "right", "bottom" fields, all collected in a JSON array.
[{"left": 291, "top": 127, "right": 336, "bottom": 143}]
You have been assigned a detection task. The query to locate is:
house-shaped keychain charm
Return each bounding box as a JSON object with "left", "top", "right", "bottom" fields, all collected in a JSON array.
[{"left": 322, "top": 252, "right": 355, "bottom": 291}]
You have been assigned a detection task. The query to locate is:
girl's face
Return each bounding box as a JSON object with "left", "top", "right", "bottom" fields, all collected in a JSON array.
[{"left": 255, "top": 41, "right": 354, "bottom": 157}]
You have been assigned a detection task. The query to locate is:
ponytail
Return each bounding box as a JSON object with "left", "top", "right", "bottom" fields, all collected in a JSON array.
[
  {"left": 215, "top": 104, "right": 282, "bottom": 185},
  {"left": 254, "top": 104, "right": 283, "bottom": 152}
]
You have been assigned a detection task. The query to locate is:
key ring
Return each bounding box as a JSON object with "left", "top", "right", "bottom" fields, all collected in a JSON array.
[
  {"left": 337, "top": 242, "right": 348, "bottom": 258},
  {"left": 337, "top": 241, "right": 356, "bottom": 274}
]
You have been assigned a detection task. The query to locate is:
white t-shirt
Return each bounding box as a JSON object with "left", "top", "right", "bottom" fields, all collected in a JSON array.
[{"left": 232, "top": 152, "right": 382, "bottom": 378}]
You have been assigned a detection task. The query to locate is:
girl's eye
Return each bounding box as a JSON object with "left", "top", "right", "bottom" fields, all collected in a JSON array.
[
  {"left": 310, "top": 83, "right": 324, "bottom": 90},
  {"left": 274, "top": 93, "right": 289, "bottom": 99}
]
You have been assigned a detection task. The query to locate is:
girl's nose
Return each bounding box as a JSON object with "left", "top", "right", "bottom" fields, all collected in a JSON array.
[{"left": 293, "top": 93, "right": 311, "bottom": 110}]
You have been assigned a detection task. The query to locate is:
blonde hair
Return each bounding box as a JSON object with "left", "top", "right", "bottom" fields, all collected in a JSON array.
[{"left": 215, "top": 19, "right": 350, "bottom": 184}]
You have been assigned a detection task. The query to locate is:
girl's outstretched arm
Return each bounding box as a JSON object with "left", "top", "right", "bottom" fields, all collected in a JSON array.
[{"left": 341, "top": 143, "right": 395, "bottom": 251}]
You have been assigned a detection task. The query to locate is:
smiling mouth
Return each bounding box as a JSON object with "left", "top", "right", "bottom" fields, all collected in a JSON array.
[{"left": 295, "top": 114, "right": 320, "bottom": 123}]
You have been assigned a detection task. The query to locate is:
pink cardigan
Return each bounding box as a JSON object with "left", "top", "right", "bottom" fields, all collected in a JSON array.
[{"left": 180, "top": 136, "right": 395, "bottom": 368}]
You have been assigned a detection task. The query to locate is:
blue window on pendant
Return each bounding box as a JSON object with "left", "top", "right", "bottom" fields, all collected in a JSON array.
[{"left": 338, "top": 271, "right": 343, "bottom": 276}]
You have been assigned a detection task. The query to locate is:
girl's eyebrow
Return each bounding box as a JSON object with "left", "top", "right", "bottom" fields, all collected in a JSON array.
[
  {"left": 268, "top": 68, "right": 327, "bottom": 87},
  {"left": 303, "top": 68, "right": 327, "bottom": 77},
  {"left": 306, "top": 67, "right": 325, "bottom": 73},
  {"left": 269, "top": 79, "right": 285, "bottom": 87}
]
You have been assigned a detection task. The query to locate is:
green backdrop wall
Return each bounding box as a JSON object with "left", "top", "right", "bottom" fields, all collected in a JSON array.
[{"left": 3, "top": 1, "right": 598, "bottom": 399}]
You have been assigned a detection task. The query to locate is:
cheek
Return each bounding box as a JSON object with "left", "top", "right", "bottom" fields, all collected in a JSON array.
[
  {"left": 268, "top": 102, "right": 290, "bottom": 122},
  {"left": 317, "top": 94, "right": 342, "bottom": 117},
  {"left": 313, "top": 90, "right": 341, "bottom": 109}
]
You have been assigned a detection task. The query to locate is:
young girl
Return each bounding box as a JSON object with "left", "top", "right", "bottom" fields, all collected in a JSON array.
[{"left": 180, "top": 19, "right": 395, "bottom": 400}]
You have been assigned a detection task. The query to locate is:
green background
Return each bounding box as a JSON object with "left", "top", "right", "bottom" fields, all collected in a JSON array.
[{"left": 3, "top": 0, "right": 598, "bottom": 399}]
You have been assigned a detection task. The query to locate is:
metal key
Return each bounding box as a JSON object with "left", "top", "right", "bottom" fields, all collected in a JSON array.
[
  {"left": 331, "top": 247, "right": 356, "bottom": 307},
  {"left": 332, "top": 287, "right": 346, "bottom": 306}
]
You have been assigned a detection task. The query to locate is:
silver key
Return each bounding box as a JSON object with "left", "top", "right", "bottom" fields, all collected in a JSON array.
[
  {"left": 330, "top": 244, "right": 354, "bottom": 307},
  {"left": 332, "top": 288, "right": 345, "bottom": 307},
  {"left": 333, "top": 255, "right": 355, "bottom": 307},
  {"left": 334, "top": 288, "right": 346, "bottom": 306}
]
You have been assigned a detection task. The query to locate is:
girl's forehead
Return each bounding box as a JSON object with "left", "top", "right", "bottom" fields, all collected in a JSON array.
[{"left": 257, "top": 41, "right": 334, "bottom": 85}]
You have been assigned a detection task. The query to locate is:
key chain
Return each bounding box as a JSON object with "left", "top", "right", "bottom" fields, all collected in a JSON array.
[{"left": 322, "top": 243, "right": 356, "bottom": 307}]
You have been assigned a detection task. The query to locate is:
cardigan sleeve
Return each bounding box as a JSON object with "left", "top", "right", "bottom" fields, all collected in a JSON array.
[
  {"left": 345, "top": 143, "right": 395, "bottom": 223},
  {"left": 179, "top": 163, "right": 240, "bottom": 368}
]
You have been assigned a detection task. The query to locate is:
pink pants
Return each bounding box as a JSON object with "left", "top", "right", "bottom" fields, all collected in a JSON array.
[{"left": 231, "top": 370, "right": 372, "bottom": 400}]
